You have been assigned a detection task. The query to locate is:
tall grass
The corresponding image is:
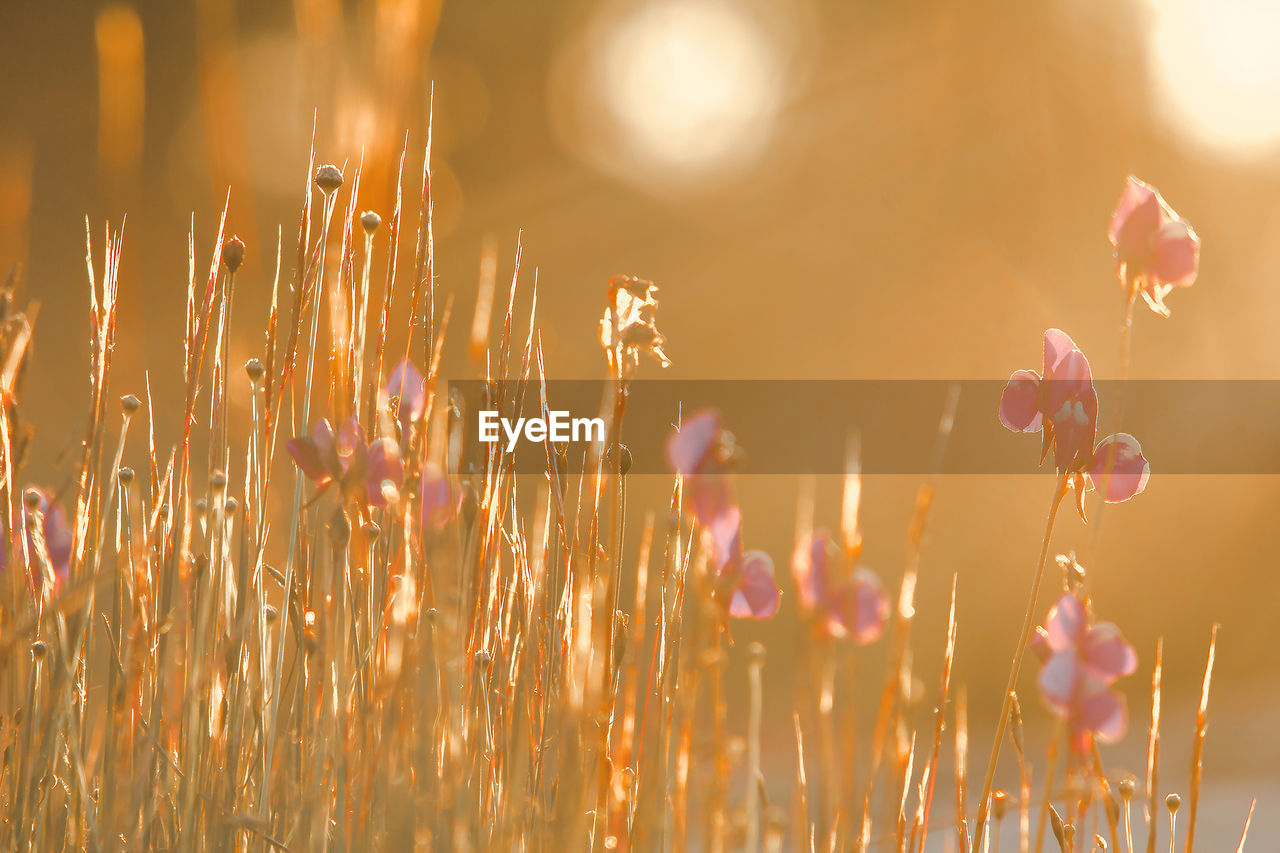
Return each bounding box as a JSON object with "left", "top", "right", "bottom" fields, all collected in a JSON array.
[{"left": 0, "top": 144, "right": 1247, "bottom": 852}]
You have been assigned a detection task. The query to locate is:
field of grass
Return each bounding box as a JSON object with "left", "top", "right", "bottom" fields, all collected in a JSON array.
[{"left": 0, "top": 134, "right": 1253, "bottom": 853}]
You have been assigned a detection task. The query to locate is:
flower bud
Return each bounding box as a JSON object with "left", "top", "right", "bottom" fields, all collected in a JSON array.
[
  {"left": 314, "top": 164, "right": 343, "bottom": 193},
  {"left": 222, "top": 236, "right": 245, "bottom": 273},
  {"left": 121, "top": 394, "right": 141, "bottom": 415},
  {"left": 244, "top": 358, "right": 265, "bottom": 384},
  {"left": 360, "top": 210, "right": 381, "bottom": 233}
]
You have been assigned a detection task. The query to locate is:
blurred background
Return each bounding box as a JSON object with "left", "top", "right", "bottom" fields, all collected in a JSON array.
[{"left": 1, "top": 0, "right": 1278, "bottom": 841}]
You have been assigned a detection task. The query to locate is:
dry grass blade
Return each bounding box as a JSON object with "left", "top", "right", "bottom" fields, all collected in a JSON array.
[
  {"left": 1183, "top": 624, "right": 1218, "bottom": 853},
  {"left": 1233, "top": 799, "right": 1254, "bottom": 853},
  {"left": 1145, "top": 640, "right": 1164, "bottom": 853},
  {"left": 915, "top": 574, "right": 958, "bottom": 853}
]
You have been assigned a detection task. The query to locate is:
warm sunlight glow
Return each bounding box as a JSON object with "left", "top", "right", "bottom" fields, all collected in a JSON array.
[
  {"left": 599, "top": 0, "right": 782, "bottom": 174},
  {"left": 1149, "top": 0, "right": 1280, "bottom": 152}
]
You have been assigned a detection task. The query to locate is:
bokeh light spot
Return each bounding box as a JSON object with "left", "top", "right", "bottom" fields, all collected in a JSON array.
[
  {"left": 1148, "top": 0, "right": 1280, "bottom": 152},
  {"left": 599, "top": 0, "right": 783, "bottom": 173}
]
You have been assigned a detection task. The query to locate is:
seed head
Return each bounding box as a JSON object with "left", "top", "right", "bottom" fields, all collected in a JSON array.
[
  {"left": 244, "top": 358, "right": 265, "bottom": 384},
  {"left": 119, "top": 466, "right": 135, "bottom": 486},
  {"left": 1165, "top": 793, "right": 1181, "bottom": 813},
  {"left": 265, "top": 605, "right": 279, "bottom": 623},
  {"left": 1118, "top": 778, "right": 1135, "bottom": 799},
  {"left": 31, "top": 640, "right": 47, "bottom": 659},
  {"left": 222, "top": 236, "right": 245, "bottom": 273},
  {"left": 225, "top": 497, "right": 238, "bottom": 514},
  {"left": 360, "top": 210, "right": 381, "bottom": 233},
  {"left": 363, "top": 521, "right": 381, "bottom": 542},
  {"left": 474, "top": 649, "right": 492, "bottom": 668},
  {"left": 121, "top": 394, "right": 141, "bottom": 415},
  {"left": 22, "top": 488, "right": 41, "bottom": 510},
  {"left": 211, "top": 470, "right": 228, "bottom": 490},
  {"left": 314, "top": 164, "right": 343, "bottom": 194},
  {"left": 605, "top": 443, "right": 632, "bottom": 476}
]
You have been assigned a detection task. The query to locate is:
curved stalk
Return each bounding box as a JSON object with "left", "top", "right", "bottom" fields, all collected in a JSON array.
[{"left": 972, "top": 472, "right": 1070, "bottom": 853}]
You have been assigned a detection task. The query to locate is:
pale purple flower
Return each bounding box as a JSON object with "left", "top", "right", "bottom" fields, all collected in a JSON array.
[
  {"left": 707, "top": 507, "right": 779, "bottom": 620},
  {"left": 287, "top": 417, "right": 404, "bottom": 508},
  {"left": 793, "top": 530, "right": 887, "bottom": 643},
  {"left": 1032, "top": 592, "right": 1138, "bottom": 752},
  {"left": 1109, "top": 176, "right": 1200, "bottom": 317},
  {"left": 666, "top": 408, "right": 734, "bottom": 526},
  {"left": 999, "top": 330, "right": 1150, "bottom": 508},
  {"left": 385, "top": 359, "right": 427, "bottom": 441}
]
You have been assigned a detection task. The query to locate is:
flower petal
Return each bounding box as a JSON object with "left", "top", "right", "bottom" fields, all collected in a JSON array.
[
  {"left": 688, "top": 472, "right": 735, "bottom": 527},
  {"left": 1109, "top": 178, "right": 1162, "bottom": 266},
  {"left": 44, "top": 502, "right": 72, "bottom": 583},
  {"left": 793, "top": 531, "right": 835, "bottom": 612},
  {"left": 1043, "top": 329, "right": 1081, "bottom": 376},
  {"left": 729, "top": 550, "right": 780, "bottom": 619},
  {"left": 287, "top": 437, "right": 332, "bottom": 484},
  {"left": 1082, "top": 622, "right": 1139, "bottom": 684},
  {"left": 1044, "top": 593, "right": 1086, "bottom": 652},
  {"left": 311, "top": 419, "right": 341, "bottom": 475},
  {"left": 387, "top": 359, "right": 427, "bottom": 417},
  {"left": 1038, "top": 650, "right": 1080, "bottom": 712},
  {"left": 999, "top": 370, "right": 1043, "bottom": 432},
  {"left": 1042, "top": 348, "right": 1095, "bottom": 411},
  {"left": 364, "top": 438, "right": 404, "bottom": 507},
  {"left": 848, "top": 567, "right": 888, "bottom": 643},
  {"left": 1077, "top": 683, "right": 1128, "bottom": 743},
  {"left": 708, "top": 504, "right": 743, "bottom": 572},
  {"left": 666, "top": 410, "right": 721, "bottom": 476},
  {"left": 1049, "top": 397, "right": 1098, "bottom": 472},
  {"left": 1087, "top": 433, "right": 1150, "bottom": 503},
  {"left": 1149, "top": 219, "right": 1200, "bottom": 288}
]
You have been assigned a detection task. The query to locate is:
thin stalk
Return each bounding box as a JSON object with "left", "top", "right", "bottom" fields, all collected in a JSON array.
[
  {"left": 260, "top": 181, "right": 340, "bottom": 820},
  {"left": 972, "top": 472, "right": 1070, "bottom": 853}
]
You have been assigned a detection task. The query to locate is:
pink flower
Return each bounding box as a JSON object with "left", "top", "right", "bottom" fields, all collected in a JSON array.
[
  {"left": 385, "top": 359, "right": 427, "bottom": 442},
  {"left": 1109, "top": 176, "right": 1200, "bottom": 317},
  {"left": 793, "top": 531, "right": 887, "bottom": 643},
  {"left": 287, "top": 417, "right": 404, "bottom": 508},
  {"left": 1032, "top": 592, "right": 1138, "bottom": 753},
  {"left": 666, "top": 408, "right": 735, "bottom": 526},
  {"left": 2, "top": 487, "right": 71, "bottom": 594},
  {"left": 707, "top": 507, "right": 779, "bottom": 620},
  {"left": 1086, "top": 433, "right": 1150, "bottom": 504},
  {"left": 999, "top": 330, "right": 1150, "bottom": 508}
]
